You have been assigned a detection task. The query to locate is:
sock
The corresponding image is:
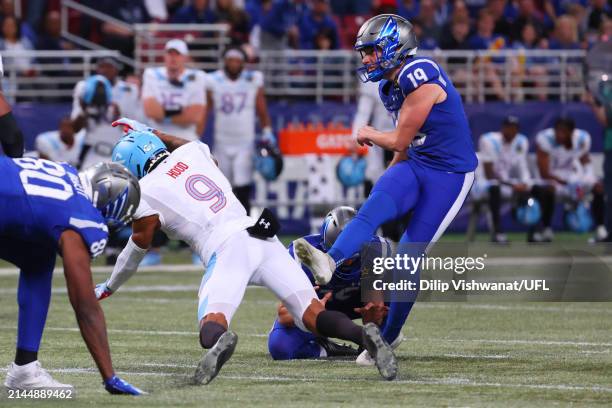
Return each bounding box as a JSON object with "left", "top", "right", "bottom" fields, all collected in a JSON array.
[
  {"left": 315, "top": 310, "right": 363, "bottom": 347},
  {"left": 592, "top": 190, "right": 605, "bottom": 226},
  {"left": 199, "top": 321, "right": 226, "bottom": 349},
  {"left": 15, "top": 348, "right": 37, "bottom": 366},
  {"left": 488, "top": 185, "right": 502, "bottom": 234}
]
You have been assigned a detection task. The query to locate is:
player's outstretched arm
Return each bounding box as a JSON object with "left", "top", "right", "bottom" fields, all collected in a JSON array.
[
  {"left": 59, "top": 230, "right": 114, "bottom": 379},
  {"left": 356, "top": 84, "right": 444, "bottom": 152},
  {"left": 102, "top": 215, "right": 159, "bottom": 296}
]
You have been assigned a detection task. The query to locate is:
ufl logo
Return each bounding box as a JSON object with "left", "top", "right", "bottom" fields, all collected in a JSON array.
[{"left": 142, "top": 142, "right": 154, "bottom": 152}]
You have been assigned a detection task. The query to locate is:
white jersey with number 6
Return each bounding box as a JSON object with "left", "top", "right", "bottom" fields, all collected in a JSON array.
[
  {"left": 133, "top": 141, "right": 254, "bottom": 260},
  {"left": 206, "top": 69, "right": 263, "bottom": 146}
]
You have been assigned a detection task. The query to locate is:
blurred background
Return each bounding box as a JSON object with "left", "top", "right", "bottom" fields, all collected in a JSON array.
[{"left": 1, "top": 0, "right": 611, "bottom": 250}]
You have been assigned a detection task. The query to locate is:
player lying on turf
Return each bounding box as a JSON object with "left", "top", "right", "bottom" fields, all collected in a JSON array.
[
  {"left": 268, "top": 206, "right": 405, "bottom": 362},
  {"left": 95, "top": 118, "right": 398, "bottom": 382},
  {"left": 0, "top": 158, "right": 144, "bottom": 395},
  {"left": 293, "top": 14, "right": 477, "bottom": 346}
]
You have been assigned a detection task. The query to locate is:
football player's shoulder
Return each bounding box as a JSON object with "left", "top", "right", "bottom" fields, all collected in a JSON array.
[
  {"left": 242, "top": 69, "right": 264, "bottom": 87},
  {"left": 574, "top": 128, "right": 591, "bottom": 144},
  {"left": 65, "top": 201, "right": 109, "bottom": 258},
  {"left": 536, "top": 128, "right": 555, "bottom": 150},
  {"left": 479, "top": 131, "right": 501, "bottom": 148},
  {"left": 397, "top": 57, "right": 442, "bottom": 95},
  {"left": 514, "top": 133, "right": 529, "bottom": 153}
]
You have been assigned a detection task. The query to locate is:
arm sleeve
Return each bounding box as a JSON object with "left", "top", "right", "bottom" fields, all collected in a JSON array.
[
  {"left": 576, "top": 130, "right": 591, "bottom": 156},
  {"left": 478, "top": 135, "right": 496, "bottom": 163},
  {"left": 141, "top": 68, "right": 160, "bottom": 100},
  {"left": 106, "top": 236, "right": 148, "bottom": 292},
  {"left": 71, "top": 81, "right": 85, "bottom": 120},
  {"left": 397, "top": 60, "right": 441, "bottom": 96},
  {"left": 535, "top": 130, "right": 553, "bottom": 153},
  {"left": 186, "top": 71, "right": 206, "bottom": 106}
]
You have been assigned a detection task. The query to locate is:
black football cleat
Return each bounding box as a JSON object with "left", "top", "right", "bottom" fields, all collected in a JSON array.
[
  {"left": 362, "top": 323, "right": 398, "bottom": 381},
  {"left": 316, "top": 337, "right": 360, "bottom": 359},
  {"left": 194, "top": 331, "right": 238, "bottom": 385}
]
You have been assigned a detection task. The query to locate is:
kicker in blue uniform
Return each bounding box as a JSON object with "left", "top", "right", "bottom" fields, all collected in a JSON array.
[
  {"left": 0, "top": 156, "right": 144, "bottom": 394},
  {"left": 268, "top": 207, "right": 391, "bottom": 360},
  {"left": 293, "top": 14, "right": 477, "bottom": 346}
]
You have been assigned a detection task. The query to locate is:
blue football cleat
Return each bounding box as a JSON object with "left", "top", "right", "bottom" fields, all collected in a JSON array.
[
  {"left": 139, "top": 251, "right": 162, "bottom": 267},
  {"left": 104, "top": 375, "right": 146, "bottom": 395}
]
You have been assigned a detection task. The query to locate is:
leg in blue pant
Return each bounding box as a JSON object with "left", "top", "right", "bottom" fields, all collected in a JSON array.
[
  {"left": 327, "top": 160, "right": 474, "bottom": 343},
  {"left": 0, "top": 238, "right": 56, "bottom": 360},
  {"left": 267, "top": 320, "right": 321, "bottom": 360}
]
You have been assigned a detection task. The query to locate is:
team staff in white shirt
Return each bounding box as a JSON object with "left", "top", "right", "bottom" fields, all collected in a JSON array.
[
  {"left": 35, "top": 116, "right": 85, "bottom": 167},
  {"left": 142, "top": 39, "right": 207, "bottom": 142},
  {"left": 71, "top": 58, "right": 139, "bottom": 169},
  {"left": 206, "top": 47, "right": 273, "bottom": 214},
  {"left": 535, "top": 117, "right": 606, "bottom": 241}
]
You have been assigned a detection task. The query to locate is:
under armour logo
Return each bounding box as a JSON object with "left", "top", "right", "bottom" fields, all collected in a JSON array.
[{"left": 259, "top": 218, "right": 271, "bottom": 229}]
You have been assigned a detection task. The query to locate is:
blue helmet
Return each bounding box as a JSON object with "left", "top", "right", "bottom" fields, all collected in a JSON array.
[
  {"left": 515, "top": 197, "right": 542, "bottom": 226},
  {"left": 566, "top": 202, "right": 593, "bottom": 233},
  {"left": 83, "top": 74, "right": 113, "bottom": 106},
  {"left": 255, "top": 141, "right": 283, "bottom": 181},
  {"left": 355, "top": 14, "right": 418, "bottom": 82},
  {"left": 112, "top": 131, "right": 169, "bottom": 179},
  {"left": 336, "top": 155, "right": 366, "bottom": 187}
]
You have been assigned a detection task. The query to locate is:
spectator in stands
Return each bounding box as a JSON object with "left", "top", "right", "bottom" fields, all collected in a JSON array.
[
  {"left": 469, "top": 9, "right": 508, "bottom": 50},
  {"left": 439, "top": 15, "right": 472, "bottom": 75},
  {"left": 1, "top": 0, "right": 37, "bottom": 47},
  {"left": 0, "top": 16, "right": 35, "bottom": 77},
  {"left": 511, "top": 21, "right": 549, "bottom": 101},
  {"left": 101, "top": 0, "right": 151, "bottom": 58},
  {"left": 397, "top": 0, "right": 420, "bottom": 20},
  {"left": 487, "top": 0, "right": 514, "bottom": 38},
  {"left": 549, "top": 15, "right": 583, "bottom": 49},
  {"left": 247, "top": 0, "right": 301, "bottom": 50},
  {"left": 299, "top": 0, "right": 340, "bottom": 49},
  {"left": 171, "top": 0, "right": 217, "bottom": 23},
  {"left": 217, "top": 0, "right": 251, "bottom": 45},
  {"left": 36, "top": 11, "right": 73, "bottom": 52},
  {"left": 511, "top": 0, "right": 546, "bottom": 43},
  {"left": 35, "top": 117, "right": 85, "bottom": 168},
  {"left": 584, "top": 0, "right": 612, "bottom": 33},
  {"left": 414, "top": 0, "right": 442, "bottom": 49}
]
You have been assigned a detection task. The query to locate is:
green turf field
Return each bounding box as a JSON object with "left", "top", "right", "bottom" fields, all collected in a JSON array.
[{"left": 0, "top": 234, "right": 611, "bottom": 407}]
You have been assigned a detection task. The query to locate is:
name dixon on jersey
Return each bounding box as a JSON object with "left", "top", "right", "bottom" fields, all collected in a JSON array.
[{"left": 166, "top": 162, "right": 189, "bottom": 179}]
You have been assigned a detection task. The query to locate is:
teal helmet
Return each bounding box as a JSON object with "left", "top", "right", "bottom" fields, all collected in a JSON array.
[{"left": 112, "top": 131, "right": 169, "bottom": 179}]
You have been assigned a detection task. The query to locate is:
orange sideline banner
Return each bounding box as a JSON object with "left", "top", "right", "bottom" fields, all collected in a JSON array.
[{"left": 278, "top": 127, "right": 368, "bottom": 155}]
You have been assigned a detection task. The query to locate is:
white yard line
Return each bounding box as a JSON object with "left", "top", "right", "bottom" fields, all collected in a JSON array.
[
  {"left": 0, "top": 325, "right": 608, "bottom": 347},
  {"left": 0, "top": 367, "right": 609, "bottom": 393}
]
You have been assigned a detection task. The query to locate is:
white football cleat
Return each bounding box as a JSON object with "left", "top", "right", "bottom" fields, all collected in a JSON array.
[
  {"left": 4, "top": 361, "right": 73, "bottom": 390},
  {"left": 293, "top": 238, "right": 336, "bottom": 285},
  {"left": 356, "top": 332, "right": 404, "bottom": 366}
]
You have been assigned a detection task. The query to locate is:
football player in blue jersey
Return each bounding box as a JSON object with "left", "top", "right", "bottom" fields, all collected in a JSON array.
[
  {"left": 293, "top": 14, "right": 478, "bottom": 349},
  {"left": 0, "top": 157, "right": 144, "bottom": 395},
  {"left": 268, "top": 206, "right": 401, "bottom": 361}
]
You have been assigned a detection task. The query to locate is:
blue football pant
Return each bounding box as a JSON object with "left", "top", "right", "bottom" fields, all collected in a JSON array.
[
  {"left": 268, "top": 319, "right": 321, "bottom": 360},
  {"left": 0, "top": 238, "right": 56, "bottom": 353},
  {"left": 327, "top": 160, "right": 474, "bottom": 343}
]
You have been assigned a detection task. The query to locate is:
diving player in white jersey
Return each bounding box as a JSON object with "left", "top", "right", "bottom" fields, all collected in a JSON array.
[
  {"left": 535, "top": 117, "right": 606, "bottom": 241},
  {"left": 95, "top": 118, "right": 398, "bottom": 383},
  {"left": 35, "top": 116, "right": 85, "bottom": 167},
  {"left": 72, "top": 58, "right": 139, "bottom": 168},
  {"left": 206, "top": 47, "right": 274, "bottom": 213},
  {"left": 351, "top": 79, "right": 395, "bottom": 190},
  {"left": 475, "top": 116, "right": 538, "bottom": 242},
  {"left": 142, "top": 39, "right": 207, "bottom": 141}
]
